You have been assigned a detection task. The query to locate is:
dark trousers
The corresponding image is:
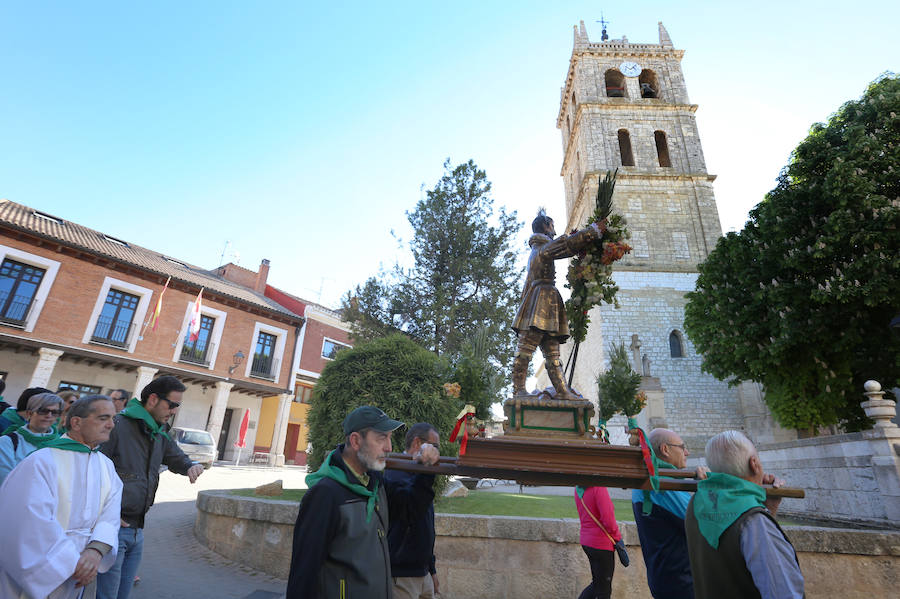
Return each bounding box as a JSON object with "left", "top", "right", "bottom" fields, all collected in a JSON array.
[{"left": 578, "top": 545, "right": 615, "bottom": 599}]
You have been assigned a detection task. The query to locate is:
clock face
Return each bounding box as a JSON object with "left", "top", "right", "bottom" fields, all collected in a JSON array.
[{"left": 620, "top": 61, "right": 641, "bottom": 77}]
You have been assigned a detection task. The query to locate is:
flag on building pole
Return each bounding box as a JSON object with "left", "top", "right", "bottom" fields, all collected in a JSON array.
[
  {"left": 149, "top": 276, "right": 171, "bottom": 332},
  {"left": 189, "top": 289, "right": 203, "bottom": 342}
]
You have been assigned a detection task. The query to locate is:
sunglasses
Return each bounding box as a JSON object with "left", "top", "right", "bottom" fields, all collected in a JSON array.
[
  {"left": 36, "top": 408, "right": 62, "bottom": 416},
  {"left": 161, "top": 397, "right": 181, "bottom": 409}
]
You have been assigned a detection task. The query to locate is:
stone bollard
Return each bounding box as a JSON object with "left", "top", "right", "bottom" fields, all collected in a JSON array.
[{"left": 861, "top": 380, "right": 898, "bottom": 429}]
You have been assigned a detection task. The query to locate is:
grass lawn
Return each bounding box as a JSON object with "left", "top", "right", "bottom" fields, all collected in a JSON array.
[{"left": 229, "top": 488, "right": 635, "bottom": 520}]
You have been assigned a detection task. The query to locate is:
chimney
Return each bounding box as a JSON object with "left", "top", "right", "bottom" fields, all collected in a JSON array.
[{"left": 255, "top": 259, "right": 270, "bottom": 294}]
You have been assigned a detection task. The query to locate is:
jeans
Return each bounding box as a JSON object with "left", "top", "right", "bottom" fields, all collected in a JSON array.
[{"left": 96, "top": 526, "right": 144, "bottom": 599}]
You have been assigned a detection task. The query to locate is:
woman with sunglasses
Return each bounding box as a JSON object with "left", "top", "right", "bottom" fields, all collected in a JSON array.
[{"left": 0, "top": 392, "right": 62, "bottom": 485}]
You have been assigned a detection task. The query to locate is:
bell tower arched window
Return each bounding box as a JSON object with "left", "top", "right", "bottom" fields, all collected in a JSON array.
[
  {"left": 669, "top": 330, "right": 684, "bottom": 358},
  {"left": 605, "top": 69, "right": 626, "bottom": 98},
  {"left": 618, "top": 129, "right": 635, "bottom": 167},
  {"left": 655, "top": 130, "right": 672, "bottom": 167},
  {"left": 639, "top": 69, "right": 660, "bottom": 98}
]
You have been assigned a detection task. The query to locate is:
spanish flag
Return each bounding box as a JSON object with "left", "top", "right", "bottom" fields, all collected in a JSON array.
[{"left": 149, "top": 277, "right": 170, "bottom": 331}]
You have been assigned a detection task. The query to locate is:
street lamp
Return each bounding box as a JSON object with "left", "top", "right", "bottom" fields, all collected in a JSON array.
[{"left": 228, "top": 350, "right": 245, "bottom": 375}]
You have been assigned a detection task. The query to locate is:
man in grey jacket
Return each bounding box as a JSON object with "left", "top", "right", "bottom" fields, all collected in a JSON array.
[{"left": 97, "top": 376, "right": 203, "bottom": 599}]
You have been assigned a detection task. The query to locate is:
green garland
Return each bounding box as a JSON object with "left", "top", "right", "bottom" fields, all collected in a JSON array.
[{"left": 565, "top": 170, "right": 632, "bottom": 344}]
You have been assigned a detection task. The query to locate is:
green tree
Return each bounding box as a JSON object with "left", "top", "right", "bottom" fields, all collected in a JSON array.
[
  {"left": 684, "top": 75, "right": 900, "bottom": 431},
  {"left": 596, "top": 343, "right": 642, "bottom": 420},
  {"left": 342, "top": 158, "right": 523, "bottom": 388},
  {"left": 307, "top": 333, "right": 458, "bottom": 471},
  {"left": 449, "top": 326, "right": 503, "bottom": 420}
]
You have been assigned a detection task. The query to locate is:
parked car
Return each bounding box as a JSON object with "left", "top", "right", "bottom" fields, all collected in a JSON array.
[{"left": 172, "top": 426, "right": 216, "bottom": 469}]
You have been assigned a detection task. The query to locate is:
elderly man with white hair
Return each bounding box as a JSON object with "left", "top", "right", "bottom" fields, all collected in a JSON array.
[{"left": 685, "top": 430, "right": 804, "bottom": 599}]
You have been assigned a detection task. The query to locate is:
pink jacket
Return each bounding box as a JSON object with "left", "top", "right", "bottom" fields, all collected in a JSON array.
[{"left": 575, "top": 486, "right": 622, "bottom": 551}]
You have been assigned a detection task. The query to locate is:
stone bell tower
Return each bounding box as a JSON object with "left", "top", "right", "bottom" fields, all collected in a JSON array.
[{"left": 554, "top": 22, "right": 791, "bottom": 447}]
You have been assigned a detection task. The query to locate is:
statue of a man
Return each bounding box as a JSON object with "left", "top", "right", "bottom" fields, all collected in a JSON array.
[{"left": 512, "top": 209, "right": 603, "bottom": 399}]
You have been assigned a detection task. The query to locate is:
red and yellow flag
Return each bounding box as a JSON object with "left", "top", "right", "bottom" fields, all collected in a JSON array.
[{"left": 149, "top": 276, "right": 171, "bottom": 332}]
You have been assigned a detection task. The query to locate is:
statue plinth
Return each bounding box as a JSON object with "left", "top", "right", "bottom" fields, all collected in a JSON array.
[{"left": 503, "top": 391, "right": 595, "bottom": 438}]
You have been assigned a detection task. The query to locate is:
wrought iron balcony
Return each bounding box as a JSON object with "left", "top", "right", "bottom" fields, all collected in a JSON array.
[{"left": 90, "top": 316, "right": 136, "bottom": 349}]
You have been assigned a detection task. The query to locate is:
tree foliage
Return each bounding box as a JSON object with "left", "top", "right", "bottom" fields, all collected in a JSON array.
[
  {"left": 307, "top": 334, "right": 459, "bottom": 471},
  {"left": 449, "top": 326, "right": 503, "bottom": 420},
  {"left": 596, "top": 343, "right": 643, "bottom": 420},
  {"left": 685, "top": 75, "right": 900, "bottom": 431},
  {"left": 342, "top": 158, "right": 523, "bottom": 395}
]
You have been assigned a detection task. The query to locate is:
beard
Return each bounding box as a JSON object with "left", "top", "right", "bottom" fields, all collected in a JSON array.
[{"left": 357, "top": 441, "right": 387, "bottom": 472}]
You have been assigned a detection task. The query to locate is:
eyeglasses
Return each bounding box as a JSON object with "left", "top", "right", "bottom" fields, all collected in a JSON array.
[
  {"left": 36, "top": 408, "right": 62, "bottom": 416},
  {"left": 161, "top": 397, "right": 181, "bottom": 409},
  {"left": 666, "top": 442, "right": 687, "bottom": 451}
]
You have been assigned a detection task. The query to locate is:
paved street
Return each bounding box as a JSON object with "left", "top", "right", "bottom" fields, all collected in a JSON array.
[{"left": 126, "top": 463, "right": 308, "bottom": 599}]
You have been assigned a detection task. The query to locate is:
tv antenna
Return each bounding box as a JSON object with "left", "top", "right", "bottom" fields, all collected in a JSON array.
[{"left": 597, "top": 13, "right": 609, "bottom": 41}]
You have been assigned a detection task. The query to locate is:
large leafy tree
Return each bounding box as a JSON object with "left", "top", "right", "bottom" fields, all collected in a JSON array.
[
  {"left": 342, "top": 158, "right": 523, "bottom": 397},
  {"left": 307, "top": 334, "right": 458, "bottom": 470},
  {"left": 685, "top": 75, "right": 900, "bottom": 431}
]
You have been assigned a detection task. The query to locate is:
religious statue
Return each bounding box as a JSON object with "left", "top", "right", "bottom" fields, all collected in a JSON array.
[{"left": 512, "top": 209, "right": 604, "bottom": 400}]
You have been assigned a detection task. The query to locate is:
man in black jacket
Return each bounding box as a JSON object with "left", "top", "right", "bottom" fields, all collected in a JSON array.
[
  {"left": 97, "top": 376, "right": 203, "bottom": 599},
  {"left": 385, "top": 422, "right": 441, "bottom": 599},
  {"left": 286, "top": 406, "right": 438, "bottom": 599}
]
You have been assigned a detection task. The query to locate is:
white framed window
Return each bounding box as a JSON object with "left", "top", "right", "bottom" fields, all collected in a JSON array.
[
  {"left": 245, "top": 321, "right": 288, "bottom": 384},
  {"left": 172, "top": 302, "right": 227, "bottom": 370},
  {"left": 82, "top": 277, "right": 153, "bottom": 353},
  {"left": 0, "top": 244, "right": 61, "bottom": 333},
  {"left": 322, "top": 337, "right": 351, "bottom": 360}
]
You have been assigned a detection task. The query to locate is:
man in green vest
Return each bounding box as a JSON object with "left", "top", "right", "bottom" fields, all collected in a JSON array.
[{"left": 685, "top": 430, "right": 804, "bottom": 599}]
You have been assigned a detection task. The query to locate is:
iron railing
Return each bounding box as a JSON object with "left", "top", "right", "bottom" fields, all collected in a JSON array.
[
  {"left": 250, "top": 355, "right": 280, "bottom": 380},
  {"left": 180, "top": 341, "right": 216, "bottom": 367},
  {"left": 90, "top": 316, "right": 136, "bottom": 348},
  {"left": 0, "top": 292, "right": 36, "bottom": 327}
]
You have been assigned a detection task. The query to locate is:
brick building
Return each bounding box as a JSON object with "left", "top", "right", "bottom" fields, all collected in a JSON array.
[
  {"left": 550, "top": 22, "right": 795, "bottom": 447},
  {"left": 255, "top": 288, "right": 352, "bottom": 465},
  {"left": 0, "top": 199, "right": 305, "bottom": 465}
]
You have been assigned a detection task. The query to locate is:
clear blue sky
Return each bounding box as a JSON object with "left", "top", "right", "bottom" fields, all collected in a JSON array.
[{"left": 1, "top": 1, "right": 896, "bottom": 308}]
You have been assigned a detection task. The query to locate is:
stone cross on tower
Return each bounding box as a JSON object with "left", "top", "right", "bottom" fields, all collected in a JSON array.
[{"left": 629, "top": 334, "right": 642, "bottom": 373}]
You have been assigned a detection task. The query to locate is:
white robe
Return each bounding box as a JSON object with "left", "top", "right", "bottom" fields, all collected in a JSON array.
[{"left": 0, "top": 445, "right": 122, "bottom": 599}]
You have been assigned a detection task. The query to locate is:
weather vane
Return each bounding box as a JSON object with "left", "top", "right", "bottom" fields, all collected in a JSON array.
[{"left": 597, "top": 12, "right": 609, "bottom": 41}]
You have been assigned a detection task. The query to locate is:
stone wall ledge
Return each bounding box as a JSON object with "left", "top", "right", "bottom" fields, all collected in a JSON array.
[
  {"left": 198, "top": 491, "right": 900, "bottom": 557},
  {"left": 196, "top": 489, "right": 299, "bottom": 525}
]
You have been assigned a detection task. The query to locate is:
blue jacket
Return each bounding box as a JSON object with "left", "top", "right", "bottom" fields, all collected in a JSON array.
[
  {"left": 384, "top": 468, "right": 436, "bottom": 578},
  {"left": 632, "top": 489, "right": 694, "bottom": 599}
]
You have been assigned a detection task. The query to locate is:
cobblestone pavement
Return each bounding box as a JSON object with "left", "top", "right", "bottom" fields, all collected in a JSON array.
[{"left": 127, "top": 463, "right": 308, "bottom": 599}]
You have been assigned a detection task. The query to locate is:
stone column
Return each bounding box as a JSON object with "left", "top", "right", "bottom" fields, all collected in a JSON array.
[
  {"left": 269, "top": 393, "right": 294, "bottom": 466},
  {"left": 131, "top": 366, "right": 159, "bottom": 400},
  {"left": 28, "top": 347, "right": 64, "bottom": 388},
  {"left": 206, "top": 381, "right": 234, "bottom": 451},
  {"left": 861, "top": 381, "right": 900, "bottom": 521}
]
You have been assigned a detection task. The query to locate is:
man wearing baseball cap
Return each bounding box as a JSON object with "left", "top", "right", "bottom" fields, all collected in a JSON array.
[{"left": 286, "top": 406, "right": 437, "bottom": 599}]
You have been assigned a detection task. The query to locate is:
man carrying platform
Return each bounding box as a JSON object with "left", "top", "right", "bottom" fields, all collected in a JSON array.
[
  {"left": 685, "top": 430, "right": 804, "bottom": 599},
  {"left": 632, "top": 428, "right": 708, "bottom": 599}
]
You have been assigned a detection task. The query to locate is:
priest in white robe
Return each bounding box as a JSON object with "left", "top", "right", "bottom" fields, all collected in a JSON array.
[{"left": 0, "top": 395, "right": 122, "bottom": 599}]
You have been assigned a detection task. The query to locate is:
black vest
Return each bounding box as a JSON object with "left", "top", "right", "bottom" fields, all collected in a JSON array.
[{"left": 685, "top": 497, "right": 803, "bottom": 599}]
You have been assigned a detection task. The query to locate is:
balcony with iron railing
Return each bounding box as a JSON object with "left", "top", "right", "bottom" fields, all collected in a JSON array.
[
  {"left": 250, "top": 354, "right": 280, "bottom": 381},
  {"left": 90, "top": 316, "right": 136, "bottom": 349},
  {"left": 0, "top": 292, "right": 36, "bottom": 328},
  {"left": 180, "top": 341, "right": 216, "bottom": 367}
]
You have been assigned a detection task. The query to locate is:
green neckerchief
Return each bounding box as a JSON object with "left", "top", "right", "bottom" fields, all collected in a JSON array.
[
  {"left": 1, "top": 407, "right": 27, "bottom": 436},
  {"left": 43, "top": 434, "right": 100, "bottom": 454},
  {"left": 120, "top": 398, "right": 169, "bottom": 440},
  {"left": 306, "top": 448, "right": 379, "bottom": 522},
  {"left": 14, "top": 425, "right": 60, "bottom": 450},
  {"left": 641, "top": 460, "right": 678, "bottom": 512},
  {"left": 693, "top": 472, "right": 766, "bottom": 549}
]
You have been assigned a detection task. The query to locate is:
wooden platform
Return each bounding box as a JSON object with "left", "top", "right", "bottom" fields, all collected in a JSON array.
[{"left": 385, "top": 436, "right": 804, "bottom": 498}]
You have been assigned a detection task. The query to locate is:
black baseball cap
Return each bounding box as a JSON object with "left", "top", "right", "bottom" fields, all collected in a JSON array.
[{"left": 342, "top": 406, "right": 403, "bottom": 436}]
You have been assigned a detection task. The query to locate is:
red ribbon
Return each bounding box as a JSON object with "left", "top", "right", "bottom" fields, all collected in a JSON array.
[
  {"left": 635, "top": 428, "right": 655, "bottom": 478},
  {"left": 449, "top": 414, "right": 472, "bottom": 455}
]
